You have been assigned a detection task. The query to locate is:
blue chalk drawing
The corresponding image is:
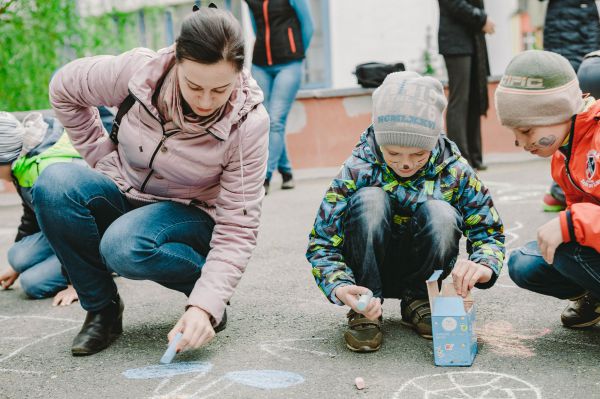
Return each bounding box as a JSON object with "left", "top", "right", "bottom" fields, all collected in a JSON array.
[
  {"left": 224, "top": 370, "right": 304, "bottom": 390},
  {"left": 122, "top": 361, "right": 212, "bottom": 380}
]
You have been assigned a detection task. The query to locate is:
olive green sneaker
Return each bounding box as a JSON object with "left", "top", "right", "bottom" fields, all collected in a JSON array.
[
  {"left": 344, "top": 310, "right": 383, "bottom": 352},
  {"left": 400, "top": 297, "right": 433, "bottom": 339}
]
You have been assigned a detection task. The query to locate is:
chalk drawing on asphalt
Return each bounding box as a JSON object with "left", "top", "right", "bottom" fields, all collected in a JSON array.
[
  {"left": 122, "top": 362, "right": 304, "bottom": 399},
  {"left": 0, "top": 314, "right": 79, "bottom": 374},
  {"left": 476, "top": 320, "right": 551, "bottom": 358},
  {"left": 485, "top": 181, "right": 547, "bottom": 204},
  {"left": 392, "top": 371, "right": 542, "bottom": 399},
  {"left": 259, "top": 337, "right": 336, "bottom": 361}
]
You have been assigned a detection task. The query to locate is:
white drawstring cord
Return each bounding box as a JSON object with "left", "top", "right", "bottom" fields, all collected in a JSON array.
[{"left": 238, "top": 131, "right": 247, "bottom": 216}]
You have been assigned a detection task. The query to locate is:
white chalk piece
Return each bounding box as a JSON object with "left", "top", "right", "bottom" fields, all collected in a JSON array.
[
  {"left": 160, "top": 332, "right": 183, "bottom": 364},
  {"left": 355, "top": 377, "right": 365, "bottom": 390},
  {"left": 356, "top": 291, "right": 373, "bottom": 311}
]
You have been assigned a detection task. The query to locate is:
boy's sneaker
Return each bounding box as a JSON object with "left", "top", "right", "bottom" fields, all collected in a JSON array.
[
  {"left": 400, "top": 297, "right": 433, "bottom": 339},
  {"left": 264, "top": 179, "right": 270, "bottom": 195},
  {"left": 344, "top": 309, "right": 382, "bottom": 352},
  {"left": 542, "top": 193, "right": 566, "bottom": 212},
  {"left": 561, "top": 293, "right": 600, "bottom": 328},
  {"left": 281, "top": 172, "right": 295, "bottom": 190}
]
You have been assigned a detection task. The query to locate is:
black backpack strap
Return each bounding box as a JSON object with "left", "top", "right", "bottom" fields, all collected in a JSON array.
[{"left": 109, "top": 94, "right": 136, "bottom": 144}]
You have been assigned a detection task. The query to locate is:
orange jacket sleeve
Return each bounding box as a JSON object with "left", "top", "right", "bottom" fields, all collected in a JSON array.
[{"left": 560, "top": 202, "right": 600, "bottom": 252}]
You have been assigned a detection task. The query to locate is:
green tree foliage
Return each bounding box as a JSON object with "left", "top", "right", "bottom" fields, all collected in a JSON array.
[{"left": 0, "top": 0, "right": 167, "bottom": 112}]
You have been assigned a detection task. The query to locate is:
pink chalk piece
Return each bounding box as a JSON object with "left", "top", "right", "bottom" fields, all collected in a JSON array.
[{"left": 355, "top": 377, "right": 366, "bottom": 390}]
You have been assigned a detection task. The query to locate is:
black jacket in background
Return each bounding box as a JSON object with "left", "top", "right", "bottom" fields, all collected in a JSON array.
[
  {"left": 542, "top": 0, "right": 600, "bottom": 71},
  {"left": 438, "top": 0, "right": 487, "bottom": 55},
  {"left": 437, "top": 0, "right": 490, "bottom": 115}
]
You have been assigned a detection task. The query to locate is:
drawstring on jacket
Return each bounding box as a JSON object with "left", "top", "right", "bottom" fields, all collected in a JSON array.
[{"left": 238, "top": 129, "right": 247, "bottom": 216}]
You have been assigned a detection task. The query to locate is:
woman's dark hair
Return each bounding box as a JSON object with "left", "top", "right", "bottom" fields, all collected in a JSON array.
[{"left": 175, "top": 7, "right": 245, "bottom": 71}]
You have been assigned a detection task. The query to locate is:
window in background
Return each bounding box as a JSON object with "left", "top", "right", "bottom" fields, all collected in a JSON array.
[{"left": 302, "top": 0, "right": 331, "bottom": 89}]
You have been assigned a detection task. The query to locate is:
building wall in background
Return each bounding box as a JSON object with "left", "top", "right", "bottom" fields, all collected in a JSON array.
[
  {"left": 77, "top": 0, "right": 533, "bottom": 89},
  {"left": 328, "top": 0, "right": 440, "bottom": 88},
  {"left": 327, "top": 0, "right": 524, "bottom": 88}
]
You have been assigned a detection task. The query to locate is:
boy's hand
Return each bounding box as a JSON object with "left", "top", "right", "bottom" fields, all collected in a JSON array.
[
  {"left": 167, "top": 306, "right": 215, "bottom": 353},
  {"left": 0, "top": 267, "right": 19, "bottom": 290},
  {"left": 452, "top": 260, "right": 493, "bottom": 298},
  {"left": 537, "top": 217, "right": 563, "bottom": 264},
  {"left": 52, "top": 285, "right": 79, "bottom": 306},
  {"left": 334, "top": 285, "right": 382, "bottom": 321}
]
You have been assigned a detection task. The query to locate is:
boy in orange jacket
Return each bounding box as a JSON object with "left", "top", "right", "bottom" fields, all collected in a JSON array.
[{"left": 496, "top": 50, "right": 600, "bottom": 328}]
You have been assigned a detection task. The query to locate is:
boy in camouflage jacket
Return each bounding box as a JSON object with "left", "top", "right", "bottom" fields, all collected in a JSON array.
[{"left": 306, "top": 72, "right": 505, "bottom": 352}]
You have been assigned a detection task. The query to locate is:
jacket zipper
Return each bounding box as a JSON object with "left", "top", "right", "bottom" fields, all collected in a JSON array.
[
  {"left": 262, "top": 0, "right": 273, "bottom": 65},
  {"left": 140, "top": 130, "right": 181, "bottom": 192},
  {"left": 127, "top": 89, "right": 169, "bottom": 193},
  {"left": 287, "top": 27, "right": 297, "bottom": 53}
]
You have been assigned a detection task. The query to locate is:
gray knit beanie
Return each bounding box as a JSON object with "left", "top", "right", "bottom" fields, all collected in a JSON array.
[
  {"left": 495, "top": 50, "right": 583, "bottom": 127},
  {"left": 0, "top": 112, "right": 24, "bottom": 165},
  {"left": 372, "top": 71, "right": 447, "bottom": 151}
]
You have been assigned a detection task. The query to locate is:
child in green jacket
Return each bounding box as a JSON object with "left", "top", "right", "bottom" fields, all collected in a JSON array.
[{"left": 0, "top": 112, "right": 82, "bottom": 305}]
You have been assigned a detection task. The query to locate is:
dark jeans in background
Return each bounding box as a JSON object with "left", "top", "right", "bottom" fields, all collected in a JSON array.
[
  {"left": 342, "top": 187, "right": 462, "bottom": 301},
  {"left": 444, "top": 55, "right": 483, "bottom": 168}
]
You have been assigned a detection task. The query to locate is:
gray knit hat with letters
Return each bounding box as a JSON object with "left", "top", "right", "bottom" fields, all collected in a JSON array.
[
  {"left": 372, "top": 71, "right": 447, "bottom": 150},
  {"left": 0, "top": 112, "right": 24, "bottom": 165}
]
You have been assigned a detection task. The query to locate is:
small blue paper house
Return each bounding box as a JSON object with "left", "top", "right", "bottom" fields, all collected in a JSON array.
[{"left": 427, "top": 270, "right": 477, "bottom": 367}]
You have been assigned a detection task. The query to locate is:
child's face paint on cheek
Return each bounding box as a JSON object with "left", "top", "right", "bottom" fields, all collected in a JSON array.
[
  {"left": 513, "top": 121, "right": 570, "bottom": 158},
  {"left": 380, "top": 145, "right": 431, "bottom": 177}
]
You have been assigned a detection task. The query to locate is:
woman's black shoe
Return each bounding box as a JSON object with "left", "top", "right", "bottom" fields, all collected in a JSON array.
[{"left": 71, "top": 296, "right": 124, "bottom": 356}]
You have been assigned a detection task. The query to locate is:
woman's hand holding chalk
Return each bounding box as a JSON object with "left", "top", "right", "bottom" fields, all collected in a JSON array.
[
  {"left": 167, "top": 307, "right": 216, "bottom": 353},
  {"left": 356, "top": 290, "right": 373, "bottom": 311},
  {"left": 160, "top": 332, "right": 183, "bottom": 364}
]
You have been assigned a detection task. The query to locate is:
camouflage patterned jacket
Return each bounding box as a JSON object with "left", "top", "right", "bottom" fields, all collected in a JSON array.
[{"left": 306, "top": 127, "right": 505, "bottom": 304}]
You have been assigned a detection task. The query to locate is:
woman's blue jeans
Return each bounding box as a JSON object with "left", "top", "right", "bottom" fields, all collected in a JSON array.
[{"left": 32, "top": 163, "right": 214, "bottom": 312}]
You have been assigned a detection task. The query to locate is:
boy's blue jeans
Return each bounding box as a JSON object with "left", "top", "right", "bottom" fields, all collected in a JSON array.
[
  {"left": 8, "top": 232, "right": 67, "bottom": 299},
  {"left": 251, "top": 60, "right": 303, "bottom": 180},
  {"left": 508, "top": 241, "right": 600, "bottom": 299},
  {"left": 32, "top": 163, "right": 213, "bottom": 312},
  {"left": 342, "top": 187, "right": 462, "bottom": 300}
]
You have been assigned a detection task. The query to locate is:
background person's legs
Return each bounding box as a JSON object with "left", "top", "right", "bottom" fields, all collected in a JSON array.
[
  {"left": 264, "top": 61, "right": 303, "bottom": 183},
  {"left": 251, "top": 64, "right": 274, "bottom": 183},
  {"left": 33, "top": 163, "right": 132, "bottom": 312},
  {"left": 8, "top": 231, "right": 68, "bottom": 298},
  {"left": 467, "top": 56, "right": 483, "bottom": 169},
  {"left": 8, "top": 231, "right": 56, "bottom": 274},
  {"left": 19, "top": 255, "right": 67, "bottom": 299},
  {"left": 444, "top": 55, "right": 473, "bottom": 165},
  {"left": 251, "top": 64, "right": 273, "bottom": 112}
]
